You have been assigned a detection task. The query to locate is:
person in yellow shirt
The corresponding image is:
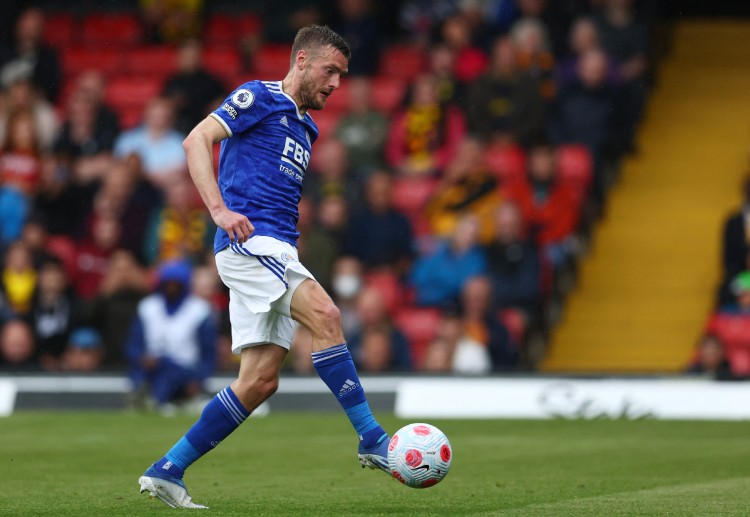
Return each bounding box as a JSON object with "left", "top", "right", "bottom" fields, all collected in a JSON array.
[{"left": 1, "top": 241, "right": 37, "bottom": 316}]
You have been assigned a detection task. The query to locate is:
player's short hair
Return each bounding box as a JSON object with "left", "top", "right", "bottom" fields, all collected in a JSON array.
[{"left": 291, "top": 25, "right": 351, "bottom": 65}]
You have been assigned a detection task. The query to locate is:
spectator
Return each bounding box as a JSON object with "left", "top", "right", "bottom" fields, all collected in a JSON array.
[
  {"left": 466, "top": 36, "right": 544, "bottom": 146},
  {"left": 142, "top": 176, "right": 213, "bottom": 265},
  {"left": 86, "top": 250, "right": 149, "bottom": 368},
  {"left": 54, "top": 74, "right": 120, "bottom": 183},
  {"left": 348, "top": 286, "right": 412, "bottom": 372},
  {"left": 386, "top": 74, "right": 466, "bottom": 176},
  {"left": 126, "top": 259, "right": 217, "bottom": 411},
  {"left": 510, "top": 16, "right": 556, "bottom": 101},
  {"left": 262, "top": 1, "right": 323, "bottom": 43},
  {"left": 0, "top": 8, "right": 61, "bottom": 102},
  {"left": 305, "top": 138, "right": 360, "bottom": 206},
  {"left": 1, "top": 108, "right": 41, "bottom": 196},
  {"left": 114, "top": 96, "right": 187, "bottom": 187},
  {"left": 454, "top": 276, "right": 516, "bottom": 373},
  {"left": 428, "top": 43, "right": 462, "bottom": 106},
  {"left": 719, "top": 175, "right": 750, "bottom": 304},
  {"left": 344, "top": 171, "right": 414, "bottom": 272},
  {"left": 0, "top": 76, "right": 59, "bottom": 151},
  {"left": 98, "top": 156, "right": 162, "bottom": 261},
  {"left": 163, "top": 39, "right": 226, "bottom": 135},
  {"left": 424, "top": 136, "right": 502, "bottom": 244},
  {"left": 556, "top": 17, "right": 621, "bottom": 88},
  {"left": 704, "top": 272, "right": 750, "bottom": 378},
  {"left": 421, "top": 310, "right": 460, "bottom": 372},
  {"left": 296, "top": 196, "right": 340, "bottom": 292},
  {"left": 1, "top": 240, "right": 37, "bottom": 316},
  {"left": 410, "top": 214, "right": 487, "bottom": 307},
  {"left": 74, "top": 212, "right": 121, "bottom": 300},
  {"left": 330, "top": 255, "right": 365, "bottom": 340},
  {"left": 685, "top": 333, "right": 735, "bottom": 381},
  {"left": 140, "top": 0, "right": 205, "bottom": 44},
  {"left": 332, "top": 0, "right": 382, "bottom": 76},
  {"left": 594, "top": 0, "right": 649, "bottom": 151},
  {"left": 548, "top": 48, "right": 616, "bottom": 200},
  {"left": 398, "top": 0, "right": 458, "bottom": 47},
  {"left": 0, "top": 318, "right": 36, "bottom": 369},
  {"left": 440, "top": 14, "right": 488, "bottom": 84},
  {"left": 504, "top": 141, "right": 580, "bottom": 268},
  {"left": 29, "top": 258, "right": 80, "bottom": 370},
  {"left": 333, "top": 77, "right": 389, "bottom": 175},
  {"left": 61, "top": 327, "right": 104, "bottom": 372},
  {"left": 484, "top": 202, "right": 542, "bottom": 323}
]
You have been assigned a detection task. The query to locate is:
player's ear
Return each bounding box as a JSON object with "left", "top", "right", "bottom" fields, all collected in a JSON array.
[{"left": 294, "top": 49, "right": 308, "bottom": 70}]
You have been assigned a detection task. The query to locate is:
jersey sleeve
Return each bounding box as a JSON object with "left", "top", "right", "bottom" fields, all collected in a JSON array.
[{"left": 210, "top": 82, "right": 269, "bottom": 137}]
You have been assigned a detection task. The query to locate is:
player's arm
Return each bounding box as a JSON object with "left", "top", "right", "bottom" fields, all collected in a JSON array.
[{"left": 183, "top": 116, "right": 254, "bottom": 243}]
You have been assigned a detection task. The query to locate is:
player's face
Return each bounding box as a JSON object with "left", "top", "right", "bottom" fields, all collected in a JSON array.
[{"left": 299, "top": 46, "right": 349, "bottom": 111}]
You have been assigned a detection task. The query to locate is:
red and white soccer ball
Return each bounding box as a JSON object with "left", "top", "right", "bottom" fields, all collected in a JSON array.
[{"left": 387, "top": 423, "right": 452, "bottom": 488}]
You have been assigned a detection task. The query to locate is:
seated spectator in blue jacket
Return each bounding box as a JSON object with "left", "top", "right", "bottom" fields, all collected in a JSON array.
[
  {"left": 126, "top": 259, "right": 217, "bottom": 411},
  {"left": 484, "top": 202, "right": 542, "bottom": 324},
  {"left": 344, "top": 170, "right": 414, "bottom": 273},
  {"left": 410, "top": 214, "right": 487, "bottom": 307}
]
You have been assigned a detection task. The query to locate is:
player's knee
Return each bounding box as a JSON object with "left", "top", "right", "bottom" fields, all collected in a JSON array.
[
  {"left": 234, "top": 371, "right": 279, "bottom": 402},
  {"left": 314, "top": 301, "right": 342, "bottom": 339}
]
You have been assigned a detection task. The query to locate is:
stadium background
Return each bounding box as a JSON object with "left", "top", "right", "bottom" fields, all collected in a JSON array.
[{"left": 0, "top": 0, "right": 748, "bottom": 408}]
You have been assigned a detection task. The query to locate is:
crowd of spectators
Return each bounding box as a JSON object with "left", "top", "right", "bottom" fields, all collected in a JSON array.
[{"left": 0, "top": 0, "right": 658, "bottom": 395}]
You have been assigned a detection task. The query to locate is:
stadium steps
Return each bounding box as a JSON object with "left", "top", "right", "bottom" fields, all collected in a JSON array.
[{"left": 541, "top": 20, "right": 750, "bottom": 373}]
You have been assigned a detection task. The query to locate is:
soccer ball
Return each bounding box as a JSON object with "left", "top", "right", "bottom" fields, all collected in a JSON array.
[{"left": 388, "top": 423, "right": 452, "bottom": 488}]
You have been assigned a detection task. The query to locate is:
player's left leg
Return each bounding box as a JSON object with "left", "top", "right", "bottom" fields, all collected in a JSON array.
[{"left": 289, "top": 278, "right": 391, "bottom": 475}]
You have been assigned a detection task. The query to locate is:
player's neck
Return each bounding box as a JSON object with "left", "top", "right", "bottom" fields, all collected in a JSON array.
[{"left": 281, "top": 78, "right": 308, "bottom": 116}]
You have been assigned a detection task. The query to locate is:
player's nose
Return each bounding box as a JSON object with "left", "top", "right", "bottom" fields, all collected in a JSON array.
[{"left": 330, "top": 74, "right": 341, "bottom": 90}]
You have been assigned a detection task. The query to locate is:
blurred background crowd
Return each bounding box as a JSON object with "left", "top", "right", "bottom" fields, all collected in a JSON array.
[{"left": 5, "top": 0, "right": 743, "bottom": 399}]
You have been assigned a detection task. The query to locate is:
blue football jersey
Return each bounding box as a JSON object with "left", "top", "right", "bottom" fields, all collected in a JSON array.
[{"left": 209, "top": 80, "right": 319, "bottom": 253}]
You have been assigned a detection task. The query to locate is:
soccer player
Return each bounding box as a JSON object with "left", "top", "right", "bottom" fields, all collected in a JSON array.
[{"left": 137, "top": 25, "right": 391, "bottom": 509}]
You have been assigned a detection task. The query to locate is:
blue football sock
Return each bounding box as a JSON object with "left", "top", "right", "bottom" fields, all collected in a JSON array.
[
  {"left": 312, "top": 344, "right": 386, "bottom": 449},
  {"left": 155, "top": 386, "right": 250, "bottom": 477}
]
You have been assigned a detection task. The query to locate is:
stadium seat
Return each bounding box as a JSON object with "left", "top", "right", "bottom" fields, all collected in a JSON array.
[
  {"left": 82, "top": 14, "right": 142, "bottom": 46},
  {"left": 44, "top": 14, "right": 76, "bottom": 47},
  {"left": 498, "top": 308, "right": 527, "bottom": 346},
  {"left": 557, "top": 144, "right": 593, "bottom": 196},
  {"left": 106, "top": 76, "right": 161, "bottom": 114},
  {"left": 370, "top": 77, "right": 406, "bottom": 113},
  {"left": 237, "top": 13, "right": 262, "bottom": 36},
  {"left": 47, "top": 235, "right": 78, "bottom": 278},
  {"left": 203, "top": 47, "right": 243, "bottom": 84},
  {"left": 203, "top": 14, "right": 237, "bottom": 46},
  {"left": 364, "top": 271, "right": 404, "bottom": 315},
  {"left": 390, "top": 176, "right": 438, "bottom": 221},
  {"left": 378, "top": 45, "right": 426, "bottom": 82},
  {"left": 61, "top": 48, "right": 124, "bottom": 77},
  {"left": 309, "top": 110, "right": 341, "bottom": 140},
  {"left": 118, "top": 105, "right": 145, "bottom": 129},
  {"left": 394, "top": 307, "right": 442, "bottom": 367},
  {"left": 707, "top": 314, "right": 750, "bottom": 375},
  {"left": 484, "top": 143, "right": 526, "bottom": 185},
  {"left": 252, "top": 45, "right": 293, "bottom": 80},
  {"left": 125, "top": 46, "right": 178, "bottom": 79}
]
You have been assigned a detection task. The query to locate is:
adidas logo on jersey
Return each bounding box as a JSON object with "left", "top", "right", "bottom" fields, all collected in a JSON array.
[
  {"left": 280, "top": 115, "right": 289, "bottom": 128},
  {"left": 339, "top": 379, "right": 359, "bottom": 397}
]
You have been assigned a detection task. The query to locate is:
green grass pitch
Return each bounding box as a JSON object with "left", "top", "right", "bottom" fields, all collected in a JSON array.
[{"left": 1, "top": 412, "right": 750, "bottom": 516}]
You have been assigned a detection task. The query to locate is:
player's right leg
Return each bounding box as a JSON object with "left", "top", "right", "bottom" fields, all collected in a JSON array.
[{"left": 138, "top": 344, "right": 286, "bottom": 508}]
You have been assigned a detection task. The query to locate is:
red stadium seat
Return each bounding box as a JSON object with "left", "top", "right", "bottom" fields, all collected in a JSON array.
[
  {"left": 203, "top": 14, "right": 237, "bottom": 46},
  {"left": 706, "top": 314, "right": 750, "bottom": 375},
  {"left": 379, "top": 45, "right": 426, "bottom": 82},
  {"left": 106, "top": 77, "right": 161, "bottom": 119},
  {"left": 498, "top": 308, "right": 527, "bottom": 346},
  {"left": 118, "top": 105, "right": 145, "bottom": 129},
  {"left": 203, "top": 47, "right": 243, "bottom": 84},
  {"left": 484, "top": 143, "right": 526, "bottom": 185},
  {"left": 310, "top": 110, "right": 341, "bottom": 140},
  {"left": 47, "top": 236, "right": 77, "bottom": 279},
  {"left": 237, "top": 13, "right": 262, "bottom": 36},
  {"left": 556, "top": 144, "right": 593, "bottom": 195},
  {"left": 125, "top": 46, "right": 178, "bottom": 79},
  {"left": 322, "top": 82, "right": 350, "bottom": 114},
  {"left": 252, "top": 45, "right": 293, "bottom": 80},
  {"left": 390, "top": 176, "right": 439, "bottom": 221},
  {"left": 61, "top": 48, "right": 124, "bottom": 77},
  {"left": 394, "top": 307, "right": 442, "bottom": 367},
  {"left": 44, "top": 14, "right": 76, "bottom": 47},
  {"left": 370, "top": 77, "right": 406, "bottom": 113},
  {"left": 82, "top": 14, "right": 142, "bottom": 46},
  {"left": 364, "top": 271, "right": 404, "bottom": 315}
]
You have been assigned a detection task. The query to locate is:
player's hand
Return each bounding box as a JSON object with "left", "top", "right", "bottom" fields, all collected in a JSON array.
[{"left": 213, "top": 208, "right": 254, "bottom": 243}]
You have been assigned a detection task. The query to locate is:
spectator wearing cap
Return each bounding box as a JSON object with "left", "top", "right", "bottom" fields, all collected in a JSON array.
[
  {"left": 718, "top": 271, "right": 750, "bottom": 315},
  {"left": 62, "top": 327, "right": 103, "bottom": 372},
  {"left": 125, "top": 259, "right": 217, "bottom": 411}
]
